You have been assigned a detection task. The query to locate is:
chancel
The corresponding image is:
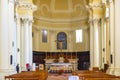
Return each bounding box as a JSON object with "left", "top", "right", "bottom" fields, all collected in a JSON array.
[{"left": 1, "top": 0, "right": 120, "bottom": 80}]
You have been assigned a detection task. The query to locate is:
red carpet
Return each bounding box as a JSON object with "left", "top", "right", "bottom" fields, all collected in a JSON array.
[{"left": 47, "top": 73, "right": 72, "bottom": 80}]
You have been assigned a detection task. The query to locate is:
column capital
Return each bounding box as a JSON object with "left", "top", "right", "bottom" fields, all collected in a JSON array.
[
  {"left": 93, "top": 18, "right": 101, "bottom": 24},
  {"left": 88, "top": 19, "right": 93, "bottom": 24},
  {"left": 102, "top": 0, "right": 113, "bottom": 6},
  {"left": 21, "top": 18, "right": 29, "bottom": 23},
  {"left": 88, "top": 2, "right": 104, "bottom": 9},
  {"left": 105, "top": 17, "right": 109, "bottom": 22},
  {"left": 15, "top": 0, "right": 37, "bottom": 12},
  {"left": 88, "top": 18, "right": 101, "bottom": 26}
]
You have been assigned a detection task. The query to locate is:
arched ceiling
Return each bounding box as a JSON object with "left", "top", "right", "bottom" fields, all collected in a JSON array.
[{"left": 33, "top": 0, "right": 89, "bottom": 29}]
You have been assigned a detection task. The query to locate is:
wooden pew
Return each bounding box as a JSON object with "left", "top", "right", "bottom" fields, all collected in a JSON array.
[
  {"left": 76, "top": 70, "right": 120, "bottom": 80},
  {"left": 85, "top": 78, "right": 120, "bottom": 80},
  {"left": 5, "top": 71, "right": 48, "bottom": 80}
]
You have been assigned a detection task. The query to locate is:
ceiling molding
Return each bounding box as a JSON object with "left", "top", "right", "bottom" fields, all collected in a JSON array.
[{"left": 34, "top": 16, "right": 88, "bottom": 23}]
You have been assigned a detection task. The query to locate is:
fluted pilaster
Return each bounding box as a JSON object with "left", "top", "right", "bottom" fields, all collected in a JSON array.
[
  {"left": 20, "top": 18, "right": 33, "bottom": 71},
  {"left": 89, "top": 20, "right": 94, "bottom": 70},
  {"left": 93, "top": 18, "right": 101, "bottom": 68}
]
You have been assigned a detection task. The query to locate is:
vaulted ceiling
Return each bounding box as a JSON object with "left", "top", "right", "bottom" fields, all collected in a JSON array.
[{"left": 33, "top": 0, "right": 89, "bottom": 29}]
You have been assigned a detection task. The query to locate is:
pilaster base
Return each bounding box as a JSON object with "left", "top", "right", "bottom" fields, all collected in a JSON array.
[
  {"left": 107, "top": 67, "right": 120, "bottom": 76},
  {"left": 93, "top": 67, "right": 99, "bottom": 71},
  {"left": 0, "top": 69, "right": 16, "bottom": 80},
  {"left": 106, "top": 67, "right": 114, "bottom": 75},
  {"left": 89, "top": 66, "right": 93, "bottom": 70},
  {"left": 21, "top": 67, "right": 27, "bottom": 71},
  {"left": 114, "top": 68, "right": 120, "bottom": 76}
]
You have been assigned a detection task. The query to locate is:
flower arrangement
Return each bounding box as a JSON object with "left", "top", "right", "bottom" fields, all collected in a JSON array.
[
  {"left": 58, "top": 69, "right": 64, "bottom": 75},
  {"left": 53, "top": 59, "right": 59, "bottom": 63},
  {"left": 64, "top": 59, "right": 69, "bottom": 63}
]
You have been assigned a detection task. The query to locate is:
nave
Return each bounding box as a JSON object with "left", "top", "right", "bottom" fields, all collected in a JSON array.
[{"left": 5, "top": 69, "right": 120, "bottom": 80}]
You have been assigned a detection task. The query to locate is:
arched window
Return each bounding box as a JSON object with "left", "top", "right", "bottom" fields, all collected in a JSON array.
[{"left": 57, "top": 32, "right": 67, "bottom": 49}]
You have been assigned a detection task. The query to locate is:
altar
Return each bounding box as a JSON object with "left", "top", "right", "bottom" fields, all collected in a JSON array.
[
  {"left": 44, "top": 40, "right": 78, "bottom": 72},
  {"left": 44, "top": 58, "right": 78, "bottom": 72}
]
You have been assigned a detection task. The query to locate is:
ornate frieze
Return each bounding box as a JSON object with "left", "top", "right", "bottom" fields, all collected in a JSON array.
[{"left": 15, "top": 0, "right": 37, "bottom": 19}]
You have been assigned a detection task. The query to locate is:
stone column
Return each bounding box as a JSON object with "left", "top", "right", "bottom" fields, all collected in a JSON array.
[
  {"left": 0, "top": 0, "right": 11, "bottom": 75},
  {"left": 20, "top": 18, "right": 32, "bottom": 71},
  {"left": 28, "top": 20, "right": 33, "bottom": 65},
  {"left": 8, "top": 0, "right": 17, "bottom": 70},
  {"left": 16, "top": 18, "right": 21, "bottom": 65},
  {"left": 101, "top": 19, "right": 107, "bottom": 69},
  {"left": 107, "top": 0, "right": 115, "bottom": 74},
  {"left": 114, "top": 0, "right": 120, "bottom": 76},
  {"left": 106, "top": 18, "right": 110, "bottom": 64},
  {"left": 89, "top": 20, "right": 94, "bottom": 70},
  {"left": 93, "top": 19, "right": 100, "bottom": 69}
]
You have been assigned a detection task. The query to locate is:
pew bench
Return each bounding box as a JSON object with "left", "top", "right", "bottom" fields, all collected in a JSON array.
[
  {"left": 5, "top": 71, "right": 48, "bottom": 80},
  {"left": 76, "top": 70, "right": 120, "bottom": 80}
]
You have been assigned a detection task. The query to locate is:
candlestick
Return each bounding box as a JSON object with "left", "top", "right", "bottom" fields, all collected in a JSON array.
[
  {"left": 46, "top": 51, "right": 47, "bottom": 59},
  {"left": 76, "top": 51, "right": 77, "bottom": 59},
  {"left": 66, "top": 52, "right": 67, "bottom": 58},
  {"left": 50, "top": 52, "right": 52, "bottom": 58}
]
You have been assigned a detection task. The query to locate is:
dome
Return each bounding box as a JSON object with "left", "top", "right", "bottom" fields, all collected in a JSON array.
[{"left": 33, "top": 0, "right": 89, "bottom": 24}]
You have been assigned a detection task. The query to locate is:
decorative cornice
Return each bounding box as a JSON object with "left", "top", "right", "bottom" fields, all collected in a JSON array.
[
  {"left": 33, "top": 24, "right": 89, "bottom": 31},
  {"left": 88, "top": 2, "right": 104, "bottom": 9},
  {"left": 34, "top": 16, "right": 88, "bottom": 23},
  {"left": 15, "top": 0, "right": 37, "bottom": 11},
  {"left": 18, "top": 3, "right": 37, "bottom": 11},
  {"left": 33, "top": 24, "right": 73, "bottom": 31}
]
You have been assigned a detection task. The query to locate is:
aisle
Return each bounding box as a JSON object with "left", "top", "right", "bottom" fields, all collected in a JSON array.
[{"left": 47, "top": 73, "right": 72, "bottom": 80}]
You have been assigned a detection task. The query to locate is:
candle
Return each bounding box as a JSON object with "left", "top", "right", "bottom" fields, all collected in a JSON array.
[
  {"left": 66, "top": 52, "right": 67, "bottom": 58},
  {"left": 71, "top": 52, "right": 72, "bottom": 59},
  {"left": 50, "top": 52, "right": 52, "bottom": 58},
  {"left": 76, "top": 51, "right": 77, "bottom": 59},
  {"left": 46, "top": 51, "right": 47, "bottom": 59}
]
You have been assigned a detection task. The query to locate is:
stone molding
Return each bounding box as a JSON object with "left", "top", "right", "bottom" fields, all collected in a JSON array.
[{"left": 34, "top": 16, "right": 88, "bottom": 23}]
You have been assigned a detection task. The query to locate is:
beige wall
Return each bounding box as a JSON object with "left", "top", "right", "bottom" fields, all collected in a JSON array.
[
  {"left": 32, "top": 23, "right": 90, "bottom": 52},
  {"left": 32, "top": 0, "right": 89, "bottom": 52}
]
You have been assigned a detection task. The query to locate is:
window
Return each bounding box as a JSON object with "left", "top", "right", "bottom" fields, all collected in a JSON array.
[
  {"left": 42, "top": 29, "right": 47, "bottom": 43},
  {"left": 57, "top": 32, "right": 67, "bottom": 49},
  {"left": 76, "top": 29, "right": 82, "bottom": 43}
]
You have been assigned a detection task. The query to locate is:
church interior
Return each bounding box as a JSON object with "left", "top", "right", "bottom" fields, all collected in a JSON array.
[{"left": 1, "top": 0, "right": 120, "bottom": 80}]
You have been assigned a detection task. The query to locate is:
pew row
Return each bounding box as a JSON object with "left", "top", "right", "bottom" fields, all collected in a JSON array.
[
  {"left": 5, "top": 71, "right": 48, "bottom": 80},
  {"left": 76, "top": 70, "right": 120, "bottom": 80}
]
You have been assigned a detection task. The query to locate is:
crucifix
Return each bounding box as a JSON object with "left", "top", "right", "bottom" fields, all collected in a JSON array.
[
  {"left": 59, "top": 40, "right": 63, "bottom": 53},
  {"left": 55, "top": 40, "right": 64, "bottom": 55}
]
